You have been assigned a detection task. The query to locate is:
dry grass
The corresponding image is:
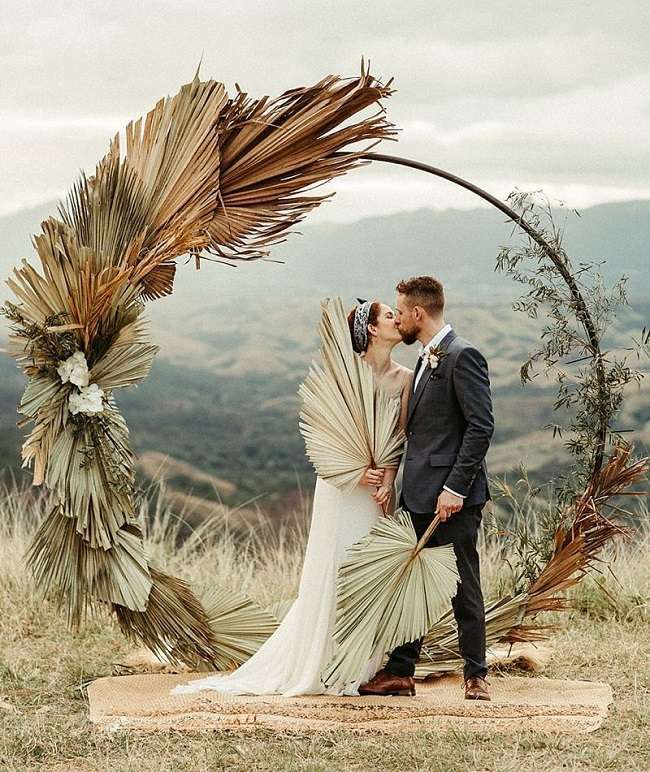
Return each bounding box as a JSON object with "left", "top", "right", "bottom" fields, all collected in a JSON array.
[{"left": 0, "top": 477, "right": 648, "bottom": 771}]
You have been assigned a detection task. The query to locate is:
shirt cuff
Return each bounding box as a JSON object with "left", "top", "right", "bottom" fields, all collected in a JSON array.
[{"left": 443, "top": 485, "right": 465, "bottom": 499}]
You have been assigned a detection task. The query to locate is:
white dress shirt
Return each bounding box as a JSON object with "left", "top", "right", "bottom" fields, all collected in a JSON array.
[{"left": 411, "top": 323, "right": 465, "bottom": 500}]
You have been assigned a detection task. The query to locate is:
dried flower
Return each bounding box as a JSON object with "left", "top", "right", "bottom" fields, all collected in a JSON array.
[
  {"left": 68, "top": 383, "right": 104, "bottom": 415},
  {"left": 57, "top": 350, "right": 90, "bottom": 387},
  {"left": 427, "top": 347, "right": 445, "bottom": 371}
]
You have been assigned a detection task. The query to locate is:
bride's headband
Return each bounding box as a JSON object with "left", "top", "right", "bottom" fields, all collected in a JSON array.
[{"left": 353, "top": 298, "right": 372, "bottom": 352}]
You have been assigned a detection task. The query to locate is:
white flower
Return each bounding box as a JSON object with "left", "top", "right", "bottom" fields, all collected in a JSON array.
[
  {"left": 57, "top": 350, "right": 89, "bottom": 387},
  {"left": 427, "top": 351, "right": 441, "bottom": 370},
  {"left": 68, "top": 383, "right": 105, "bottom": 415}
]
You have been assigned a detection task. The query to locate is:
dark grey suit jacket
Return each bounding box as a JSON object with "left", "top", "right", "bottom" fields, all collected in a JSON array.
[{"left": 401, "top": 329, "right": 495, "bottom": 514}]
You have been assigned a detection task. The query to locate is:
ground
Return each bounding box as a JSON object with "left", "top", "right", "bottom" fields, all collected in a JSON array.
[{"left": 1, "top": 483, "right": 648, "bottom": 771}]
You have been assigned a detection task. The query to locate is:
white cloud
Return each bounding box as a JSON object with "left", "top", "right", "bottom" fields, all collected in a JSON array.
[
  {"left": 0, "top": 112, "right": 129, "bottom": 134},
  {"left": 0, "top": 1, "right": 648, "bottom": 220}
]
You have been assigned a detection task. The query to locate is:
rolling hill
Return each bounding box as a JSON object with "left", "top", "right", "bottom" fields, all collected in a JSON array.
[{"left": 1, "top": 201, "right": 648, "bottom": 513}]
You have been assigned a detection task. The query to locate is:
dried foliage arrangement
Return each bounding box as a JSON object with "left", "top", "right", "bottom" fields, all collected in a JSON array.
[{"left": 1, "top": 64, "right": 396, "bottom": 668}]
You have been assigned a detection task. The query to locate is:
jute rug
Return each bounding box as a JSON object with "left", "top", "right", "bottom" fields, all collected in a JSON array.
[{"left": 87, "top": 673, "right": 612, "bottom": 734}]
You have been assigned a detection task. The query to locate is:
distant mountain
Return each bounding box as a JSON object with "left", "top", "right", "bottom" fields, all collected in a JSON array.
[
  {"left": 1, "top": 200, "right": 648, "bottom": 513},
  {"left": 1, "top": 199, "right": 648, "bottom": 318}
]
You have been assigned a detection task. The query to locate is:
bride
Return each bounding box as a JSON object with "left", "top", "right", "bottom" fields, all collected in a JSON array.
[{"left": 171, "top": 300, "right": 412, "bottom": 697}]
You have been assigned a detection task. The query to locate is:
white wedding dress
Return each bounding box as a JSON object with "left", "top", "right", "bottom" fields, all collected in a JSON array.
[{"left": 170, "top": 476, "right": 386, "bottom": 697}]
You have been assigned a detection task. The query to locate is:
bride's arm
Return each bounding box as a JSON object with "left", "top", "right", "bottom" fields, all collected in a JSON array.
[
  {"left": 398, "top": 368, "right": 413, "bottom": 431},
  {"left": 373, "top": 368, "right": 412, "bottom": 510}
]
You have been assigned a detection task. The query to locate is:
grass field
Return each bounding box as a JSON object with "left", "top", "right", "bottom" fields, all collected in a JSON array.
[{"left": 0, "top": 478, "right": 648, "bottom": 771}]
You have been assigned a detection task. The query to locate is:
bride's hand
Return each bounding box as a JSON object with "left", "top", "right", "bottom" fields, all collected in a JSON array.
[
  {"left": 372, "top": 484, "right": 392, "bottom": 511},
  {"left": 361, "top": 467, "right": 384, "bottom": 486}
]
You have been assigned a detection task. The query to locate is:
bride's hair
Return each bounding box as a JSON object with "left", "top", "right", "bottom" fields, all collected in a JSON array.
[{"left": 347, "top": 301, "right": 381, "bottom": 354}]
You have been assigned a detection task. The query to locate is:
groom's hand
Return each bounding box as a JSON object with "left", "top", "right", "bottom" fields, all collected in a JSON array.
[{"left": 435, "top": 490, "right": 464, "bottom": 521}]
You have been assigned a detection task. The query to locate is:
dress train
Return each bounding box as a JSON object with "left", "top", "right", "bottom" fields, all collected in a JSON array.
[{"left": 171, "top": 476, "right": 385, "bottom": 697}]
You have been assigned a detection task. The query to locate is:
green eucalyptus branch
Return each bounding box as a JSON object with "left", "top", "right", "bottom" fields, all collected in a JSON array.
[{"left": 495, "top": 190, "right": 645, "bottom": 502}]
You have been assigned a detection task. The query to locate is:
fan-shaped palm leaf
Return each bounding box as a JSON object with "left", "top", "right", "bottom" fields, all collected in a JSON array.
[
  {"left": 322, "top": 510, "right": 458, "bottom": 691},
  {"left": 202, "top": 585, "right": 280, "bottom": 670},
  {"left": 299, "top": 297, "right": 406, "bottom": 492}
]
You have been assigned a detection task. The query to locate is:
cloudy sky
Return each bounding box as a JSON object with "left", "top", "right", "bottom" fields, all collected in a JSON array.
[{"left": 1, "top": 0, "right": 649, "bottom": 222}]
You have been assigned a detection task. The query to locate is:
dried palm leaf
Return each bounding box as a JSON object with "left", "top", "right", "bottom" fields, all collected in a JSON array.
[
  {"left": 43, "top": 402, "right": 136, "bottom": 549},
  {"left": 89, "top": 314, "right": 159, "bottom": 390},
  {"left": 201, "top": 585, "right": 280, "bottom": 670},
  {"left": 322, "top": 511, "right": 459, "bottom": 691},
  {"left": 25, "top": 506, "right": 152, "bottom": 625},
  {"left": 299, "top": 297, "right": 406, "bottom": 492},
  {"left": 5, "top": 219, "right": 142, "bottom": 353},
  {"left": 204, "top": 61, "right": 396, "bottom": 261},
  {"left": 114, "top": 567, "right": 219, "bottom": 668},
  {"left": 267, "top": 598, "right": 294, "bottom": 623}
]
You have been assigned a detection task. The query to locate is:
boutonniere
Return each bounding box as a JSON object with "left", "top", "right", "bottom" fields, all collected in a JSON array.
[{"left": 427, "top": 346, "right": 446, "bottom": 372}]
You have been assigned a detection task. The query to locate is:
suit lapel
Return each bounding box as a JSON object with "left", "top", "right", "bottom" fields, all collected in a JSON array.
[
  {"left": 407, "top": 360, "right": 431, "bottom": 424},
  {"left": 406, "top": 328, "right": 457, "bottom": 426}
]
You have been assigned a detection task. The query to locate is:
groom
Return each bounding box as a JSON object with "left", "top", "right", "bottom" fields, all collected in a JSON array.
[{"left": 359, "top": 275, "right": 494, "bottom": 701}]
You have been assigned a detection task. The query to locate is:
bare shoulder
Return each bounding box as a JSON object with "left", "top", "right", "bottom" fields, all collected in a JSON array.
[{"left": 393, "top": 363, "right": 413, "bottom": 387}]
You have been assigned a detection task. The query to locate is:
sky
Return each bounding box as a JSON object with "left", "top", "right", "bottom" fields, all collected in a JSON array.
[{"left": 1, "top": 0, "right": 649, "bottom": 222}]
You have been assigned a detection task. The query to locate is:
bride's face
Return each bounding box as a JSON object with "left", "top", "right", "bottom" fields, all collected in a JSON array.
[{"left": 368, "top": 304, "right": 402, "bottom": 346}]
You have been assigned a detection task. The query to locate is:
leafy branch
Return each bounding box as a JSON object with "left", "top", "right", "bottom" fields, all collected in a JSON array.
[{"left": 495, "top": 190, "right": 646, "bottom": 503}]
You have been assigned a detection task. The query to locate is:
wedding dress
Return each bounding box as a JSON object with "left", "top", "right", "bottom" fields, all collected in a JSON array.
[{"left": 170, "top": 476, "right": 387, "bottom": 697}]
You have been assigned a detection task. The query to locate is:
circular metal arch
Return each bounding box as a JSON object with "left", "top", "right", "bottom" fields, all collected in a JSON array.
[{"left": 334, "top": 150, "right": 608, "bottom": 475}]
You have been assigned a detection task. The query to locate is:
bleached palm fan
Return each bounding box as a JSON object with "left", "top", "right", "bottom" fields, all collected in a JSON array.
[
  {"left": 200, "top": 585, "right": 279, "bottom": 671},
  {"left": 322, "top": 510, "right": 459, "bottom": 691},
  {"left": 1, "top": 63, "right": 396, "bottom": 668},
  {"left": 298, "top": 296, "right": 406, "bottom": 492}
]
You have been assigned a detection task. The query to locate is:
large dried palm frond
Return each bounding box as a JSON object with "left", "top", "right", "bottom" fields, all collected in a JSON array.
[
  {"left": 5, "top": 218, "right": 142, "bottom": 354},
  {"left": 25, "top": 505, "right": 152, "bottom": 625},
  {"left": 204, "top": 61, "right": 396, "bottom": 261},
  {"left": 115, "top": 567, "right": 220, "bottom": 667},
  {"left": 322, "top": 511, "right": 458, "bottom": 691},
  {"left": 299, "top": 296, "right": 405, "bottom": 492},
  {"left": 200, "top": 585, "right": 280, "bottom": 670}
]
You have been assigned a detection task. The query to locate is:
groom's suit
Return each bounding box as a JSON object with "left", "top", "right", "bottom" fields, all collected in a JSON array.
[{"left": 386, "top": 327, "right": 494, "bottom": 681}]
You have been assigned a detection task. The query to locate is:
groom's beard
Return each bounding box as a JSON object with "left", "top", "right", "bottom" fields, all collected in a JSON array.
[{"left": 399, "top": 327, "right": 419, "bottom": 345}]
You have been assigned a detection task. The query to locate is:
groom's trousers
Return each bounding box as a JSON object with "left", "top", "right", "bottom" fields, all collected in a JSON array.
[{"left": 385, "top": 504, "right": 487, "bottom": 682}]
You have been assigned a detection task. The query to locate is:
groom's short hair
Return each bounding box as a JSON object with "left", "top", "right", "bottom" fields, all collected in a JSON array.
[{"left": 396, "top": 276, "right": 445, "bottom": 316}]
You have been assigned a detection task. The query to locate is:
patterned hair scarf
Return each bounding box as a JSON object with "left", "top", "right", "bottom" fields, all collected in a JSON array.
[{"left": 353, "top": 299, "right": 372, "bottom": 352}]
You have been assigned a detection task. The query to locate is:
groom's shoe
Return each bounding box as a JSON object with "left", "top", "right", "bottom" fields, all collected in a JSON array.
[
  {"left": 464, "top": 676, "right": 491, "bottom": 701},
  {"left": 358, "top": 669, "right": 416, "bottom": 697}
]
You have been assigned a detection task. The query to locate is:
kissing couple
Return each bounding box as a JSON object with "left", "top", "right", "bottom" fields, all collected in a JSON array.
[{"left": 172, "top": 275, "right": 495, "bottom": 702}]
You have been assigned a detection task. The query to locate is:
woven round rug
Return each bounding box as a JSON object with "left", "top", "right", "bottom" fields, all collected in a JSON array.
[{"left": 86, "top": 672, "right": 612, "bottom": 734}]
